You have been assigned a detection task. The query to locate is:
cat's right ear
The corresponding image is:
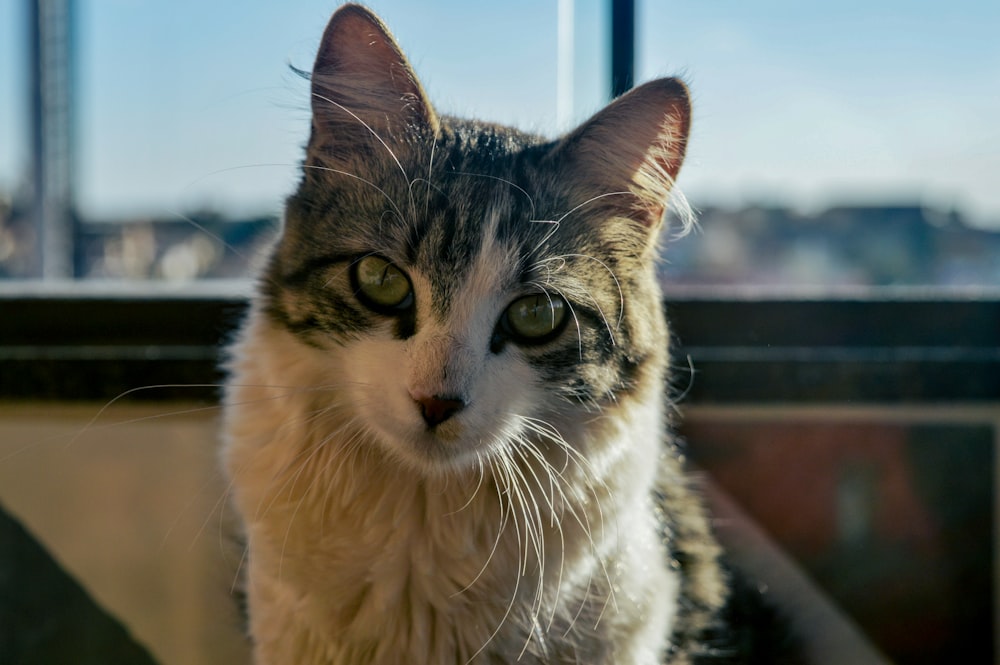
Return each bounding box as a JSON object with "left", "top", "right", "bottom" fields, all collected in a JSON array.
[
  {"left": 555, "top": 78, "right": 691, "bottom": 230},
  {"left": 306, "top": 4, "right": 439, "bottom": 163}
]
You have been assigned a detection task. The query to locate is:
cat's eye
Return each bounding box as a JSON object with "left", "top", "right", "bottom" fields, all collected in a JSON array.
[
  {"left": 352, "top": 256, "right": 413, "bottom": 312},
  {"left": 501, "top": 293, "right": 568, "bottom": 344}
]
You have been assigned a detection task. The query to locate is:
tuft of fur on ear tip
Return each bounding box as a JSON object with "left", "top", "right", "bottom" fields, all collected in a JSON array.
[{"left": 560, "top": 78, "right": 692, "bottom": 230}]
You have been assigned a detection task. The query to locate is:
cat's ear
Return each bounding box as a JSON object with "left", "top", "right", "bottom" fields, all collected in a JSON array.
[
  {"left": 307, "top": 4, "right": 438, "bottom": 161},
  {"left": 556, "top": 78, "right": 691, "bottom": 229}
]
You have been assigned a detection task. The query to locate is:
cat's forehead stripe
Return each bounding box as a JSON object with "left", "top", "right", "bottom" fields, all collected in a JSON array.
[{"left": 416, "top": 205, "right": 519, "bottom": 319}]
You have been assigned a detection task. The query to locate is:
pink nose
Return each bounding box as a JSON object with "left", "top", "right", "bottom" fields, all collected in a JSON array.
[{"left": 413, "top": 394, "right": 466, "bottom": 427}]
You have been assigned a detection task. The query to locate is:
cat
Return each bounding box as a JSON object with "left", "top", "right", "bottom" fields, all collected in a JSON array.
[{"left": 221, "top": 4, "right": 737, "bottom": 664}]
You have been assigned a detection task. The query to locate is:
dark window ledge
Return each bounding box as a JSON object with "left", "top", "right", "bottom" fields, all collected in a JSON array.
[{"left": 1, "top": 282, "right": 998, "bottom": 403}]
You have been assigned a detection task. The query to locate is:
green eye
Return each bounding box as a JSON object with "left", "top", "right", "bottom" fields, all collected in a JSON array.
[
  {"left": 503, "top": 293, "right": 568, "bottom": 343},
  {"left": 352, "top": 256, "right": 413, "bottom": 311}
]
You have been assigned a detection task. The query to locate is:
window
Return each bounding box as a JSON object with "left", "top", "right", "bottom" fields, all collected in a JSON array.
[
  {"left": 637, "top": 1, "right": 1000, "bottom": 288},
  {"left": 1, "top": 0, "right": 561, "bottom": 280},
  {"left": 1, "top": 2, "right": 998, "bottom": 664}
]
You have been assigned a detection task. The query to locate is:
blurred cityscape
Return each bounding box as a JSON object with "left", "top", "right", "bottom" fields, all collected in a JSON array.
[
  {"left": 0, "top": 195, "right": 277, "bottom": 281},
  {"left": 2, "top": 191, "right": 1000, "bottom": 286},
  {"left": 662, "top": 204, "right": 1000, "bottom": 287},
  {"left": 6, "top": 0, "right": 999, "bottom": 287}
]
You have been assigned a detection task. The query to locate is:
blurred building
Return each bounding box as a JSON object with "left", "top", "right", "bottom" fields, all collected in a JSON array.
[{"left": 661, "top": 204, "right": 1000, "bottom": 287}]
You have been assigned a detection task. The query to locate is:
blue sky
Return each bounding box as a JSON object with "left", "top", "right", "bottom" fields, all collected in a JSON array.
[{"left": 1, "top": 0, "right": 998, "bottom": 227}]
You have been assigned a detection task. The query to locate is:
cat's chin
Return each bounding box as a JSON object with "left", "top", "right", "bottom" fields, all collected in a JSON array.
[{"left": 367, "top": 421, "right": 490, "bottom": 476}]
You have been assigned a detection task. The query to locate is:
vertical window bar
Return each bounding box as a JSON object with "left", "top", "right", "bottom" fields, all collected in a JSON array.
[
  {"left": 28, "top": 0, "right": 77, "bottom": 279},
  {"left": 610, "top": 0, "right": 634, "bottom": 98}
]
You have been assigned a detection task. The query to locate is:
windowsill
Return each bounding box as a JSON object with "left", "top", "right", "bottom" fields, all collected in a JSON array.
[{"left": 1, "top": 281, "right": 997, "bottom": 403}]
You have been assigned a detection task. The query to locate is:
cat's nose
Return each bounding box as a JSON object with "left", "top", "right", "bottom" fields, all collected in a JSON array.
[{"left": 413, "top": 393, "right": 466, "bottom": 427}]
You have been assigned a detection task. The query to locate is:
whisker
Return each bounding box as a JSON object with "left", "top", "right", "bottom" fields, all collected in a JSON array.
[
  {"left": 524, "top": 190, "right": 634, "bottom": 262},
  {"left": 231, "top": 542, "right": 250, "bottom": 596},
  {"left": 276, "top": 434, "right": 343, "bottom": 579},
  {"left": 509, "top": 444, "right": 555, "bottom": 653},
  {"left": 515, "top": 414, "right": 622, "bottom": 625},
  {"left": 446, "top": 455, "right": 487, "bottom": 516},
  {"left": 421, "top": 134, "right": 439, "bottom": 222},
  {"left": 554, "top": 191, "right": 631, "bottom": 225},
  {"left": 450, "top": 171, "right": 536, "bottom": 219},
  {"left": 669, "top": 352, "right": 698, "bottom": 414},
  {"left": 158, "top": 466, "right": 229, "bottom": 554},
  {"left": 533, "top": 253, "right": 625, "bottom": 340},
  {"left": 527, "top": 281, "right": 584, "bottom": 360},
  {"left": 302, "top": 163, "right": 406, "bottom": 224},
  {"left": 310, "top": 92, "right": 410, "bottom": 184},
  {"left": 171, "top": 210, "right": 271, "bottom": 269},
  {"left": 464, "top": 453, "right": 527, "bottom": 665},
  {"left": 451, "top": 473, "right": 506, "bottom": 597}
]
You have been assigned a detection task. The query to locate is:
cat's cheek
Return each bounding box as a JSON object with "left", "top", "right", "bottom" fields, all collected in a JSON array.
[{"left": 339, "top": 339, "right": 415, "bottom": 430}]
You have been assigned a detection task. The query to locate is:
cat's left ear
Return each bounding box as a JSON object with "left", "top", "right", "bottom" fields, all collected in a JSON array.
[
  {"left": 556, "top": 78, "right": 691, "bottom": 229},
  {"left": 307, "top": 5, "right": 439, "bottom": 161}
]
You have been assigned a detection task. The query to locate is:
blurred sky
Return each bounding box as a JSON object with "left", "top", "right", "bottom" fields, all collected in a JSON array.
[{"left": 0, "top": 0, "right": 998, "bottom": 226}]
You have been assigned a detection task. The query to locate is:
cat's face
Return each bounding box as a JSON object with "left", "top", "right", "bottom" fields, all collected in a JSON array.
[{"left": 260, "top": 6, "right": 691, "bottom": 475}]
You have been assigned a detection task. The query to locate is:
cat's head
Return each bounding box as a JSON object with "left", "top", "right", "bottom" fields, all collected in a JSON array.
[{"left": 261, "top": 4, "right": 691, "bottom": 475}]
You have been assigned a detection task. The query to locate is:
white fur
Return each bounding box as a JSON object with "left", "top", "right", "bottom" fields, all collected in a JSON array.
[{"left": 222, "top": 241, "right": 678, "bottom": 664}]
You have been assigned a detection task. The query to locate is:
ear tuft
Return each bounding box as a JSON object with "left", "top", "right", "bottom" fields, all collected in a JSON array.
[{"left": 558, "top": 78, "right": 691, "bottom": 228}]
